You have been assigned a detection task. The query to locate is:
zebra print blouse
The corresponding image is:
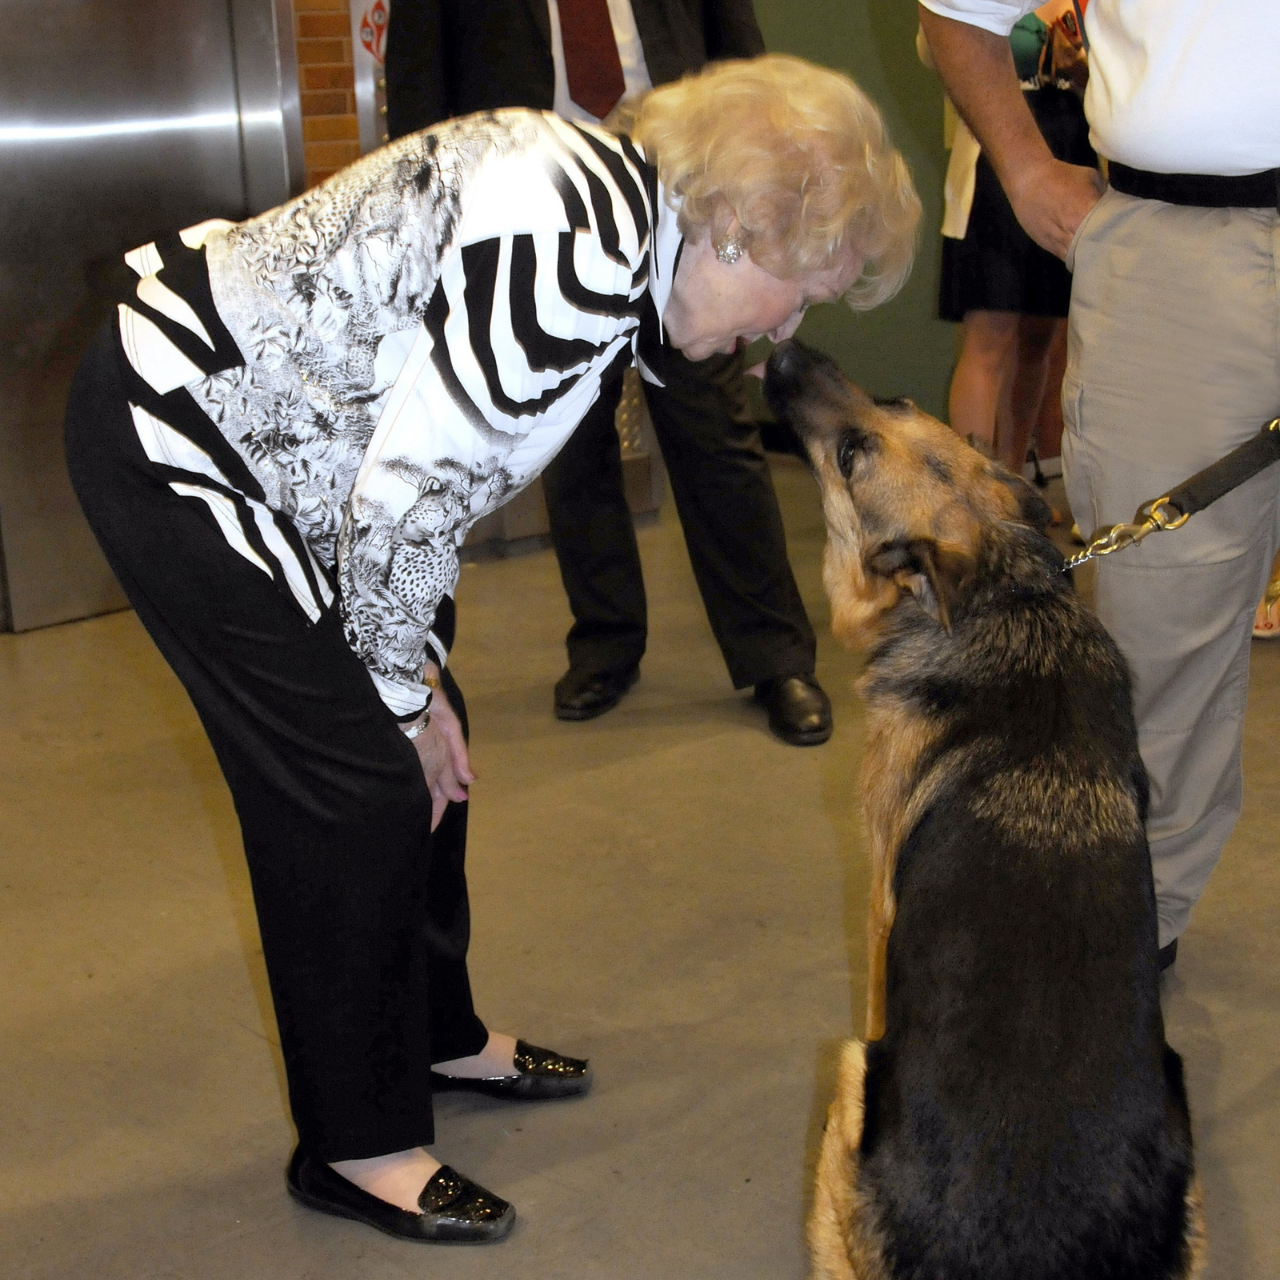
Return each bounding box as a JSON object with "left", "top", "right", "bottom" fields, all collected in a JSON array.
[{"left": 113, "top": 110, "right": 680, "bottom": 719}]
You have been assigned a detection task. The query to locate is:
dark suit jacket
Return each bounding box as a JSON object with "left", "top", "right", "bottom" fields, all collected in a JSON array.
[{"left": 385, "top": 0, "right": 765, "bottom": 139}]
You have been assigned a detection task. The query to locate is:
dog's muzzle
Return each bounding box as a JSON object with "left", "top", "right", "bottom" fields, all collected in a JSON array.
[{"left": 763, "top": 340, "right": 835, "bottom": 434}]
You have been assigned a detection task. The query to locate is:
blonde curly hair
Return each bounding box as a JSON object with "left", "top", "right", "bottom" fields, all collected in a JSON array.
[{"left": 626, "top": 54, "right": 921, "bottom": 310}]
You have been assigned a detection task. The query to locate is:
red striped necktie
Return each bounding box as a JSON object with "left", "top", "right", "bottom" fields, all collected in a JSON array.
[{"left": 559, "top": 0, "right": 626, "bottom": 119}]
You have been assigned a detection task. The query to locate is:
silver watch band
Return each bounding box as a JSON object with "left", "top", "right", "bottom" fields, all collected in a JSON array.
[{"left": 403, "top": 712, "right": 431, "bottom": 739}]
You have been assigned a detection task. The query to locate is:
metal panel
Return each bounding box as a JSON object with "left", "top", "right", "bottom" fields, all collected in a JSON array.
[
  {"left": 0, "top": 0, "right": 302, "bottom": 631},
  {"left": 232, "top": 0, "right": 306, "bottom": 209}
]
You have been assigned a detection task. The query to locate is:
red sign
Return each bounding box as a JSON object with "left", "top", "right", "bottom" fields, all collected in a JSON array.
[{"left": 360, "top": 0, "right": 388, "bottom": 66}]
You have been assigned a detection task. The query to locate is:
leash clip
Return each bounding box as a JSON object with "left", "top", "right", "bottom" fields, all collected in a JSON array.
[{"left": 1063, "top": 494, "right": 1188, "bottom": 571}]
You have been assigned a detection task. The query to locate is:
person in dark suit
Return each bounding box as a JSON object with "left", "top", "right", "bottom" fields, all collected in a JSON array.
[{"left": 385, "top": 0, "right": 835, "bottom": 746}]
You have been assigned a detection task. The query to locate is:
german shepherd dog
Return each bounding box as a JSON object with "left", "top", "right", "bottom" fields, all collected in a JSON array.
[{"left": 763, "top": 341, "right": 1204, "bottom": 1280}]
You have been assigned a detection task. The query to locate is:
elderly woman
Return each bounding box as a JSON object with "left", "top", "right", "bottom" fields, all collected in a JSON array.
[{"left": 65, "top": 54, "right": 919, "bottom": 1244}]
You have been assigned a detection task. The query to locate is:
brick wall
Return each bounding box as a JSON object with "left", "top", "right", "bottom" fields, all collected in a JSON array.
[{"left": 295, "top": 0, "right": 360, "bottom": 187}]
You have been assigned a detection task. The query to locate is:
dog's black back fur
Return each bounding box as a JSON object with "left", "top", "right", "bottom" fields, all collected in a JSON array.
[{"left": 859, "top": 524, "right": 1196, "bottom": 1280}]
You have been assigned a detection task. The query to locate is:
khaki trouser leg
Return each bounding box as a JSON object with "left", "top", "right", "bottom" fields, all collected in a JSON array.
[{"left": 1062, "top": 190, "right": 1280, "bottom": 946}]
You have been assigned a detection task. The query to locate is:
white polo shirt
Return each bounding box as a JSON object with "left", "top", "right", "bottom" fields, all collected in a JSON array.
[{"left": 920, "top": 0, "right": 1280, "bottom": 177}]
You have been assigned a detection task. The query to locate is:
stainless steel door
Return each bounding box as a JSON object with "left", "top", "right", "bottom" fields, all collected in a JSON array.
[{"left": 0, "top": 0, "right": 302, "bottom": 630}]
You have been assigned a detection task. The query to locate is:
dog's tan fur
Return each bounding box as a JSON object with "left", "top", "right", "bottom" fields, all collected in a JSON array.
[
  {"left": 810, "top": 1041, "right": 885, "bottom": 1280},
  {"left": 859, "top": 700, "right": 948, "bottom": 1041}
]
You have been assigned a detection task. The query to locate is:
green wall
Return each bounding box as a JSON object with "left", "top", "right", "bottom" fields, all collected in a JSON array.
[{"left": 752, "top": 0, "right": 955, "bottom": 418}]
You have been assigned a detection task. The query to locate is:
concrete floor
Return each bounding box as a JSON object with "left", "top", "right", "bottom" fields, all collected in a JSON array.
[{"left": 2, "top": 457, "right": 1277, "bottom": 1279}]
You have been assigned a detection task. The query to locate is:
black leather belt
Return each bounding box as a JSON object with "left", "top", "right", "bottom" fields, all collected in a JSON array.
[{"left": 1110, "top": 162, "right": 1280, "bottom": 211}]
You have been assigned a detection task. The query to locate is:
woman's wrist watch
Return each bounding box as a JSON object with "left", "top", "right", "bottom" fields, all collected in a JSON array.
[{"left": 402, "top": 672, "right": 440, "bottom": 739}]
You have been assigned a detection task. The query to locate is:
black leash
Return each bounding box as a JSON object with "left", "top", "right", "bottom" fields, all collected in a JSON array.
[{"left": 1064, "top": 415, "right": 1280, "bottom": 570}]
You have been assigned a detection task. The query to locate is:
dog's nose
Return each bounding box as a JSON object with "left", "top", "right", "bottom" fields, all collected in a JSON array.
[
  {"left": 765, "top": 339, "right": 808, "bottom": 386},
  {"left": 763, "top": 340, "right": 823, "bottom": 420}
]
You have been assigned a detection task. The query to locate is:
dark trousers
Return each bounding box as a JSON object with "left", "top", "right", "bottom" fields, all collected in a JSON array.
[
  {"left": 64, "top": 329, "right": 487, "bottom": 1161},
  {"left": 541, "top": 348, "right": 817, "bottom": 689}
]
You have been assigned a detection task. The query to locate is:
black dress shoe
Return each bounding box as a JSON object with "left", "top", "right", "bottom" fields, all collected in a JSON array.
[
  {"left": 754, "top": 674, "right": 833, "bottom": 746},
  {"left": 286, "top": 1147, "right": 514, "bottom": 1243},
  {"left": 1159, "top": 938, "right": 1178, "bottom": 971},
  {"left": 554, "top": 664, "right": 639, "bottom": 721},
  {"left": 431, "top": 1039, "right": 592, "bottom": 1100}
]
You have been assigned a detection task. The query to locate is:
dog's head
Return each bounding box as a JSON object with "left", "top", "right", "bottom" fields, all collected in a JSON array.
[{"left": 764, "top": 340, "right": 1051, "bottom": 650}]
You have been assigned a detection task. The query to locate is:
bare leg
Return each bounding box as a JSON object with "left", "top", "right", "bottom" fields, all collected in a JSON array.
[
  {"left": 1031, "top": 319, "right": 1068, "bottom": 463},
  {"left": 328, "top": 1031, "right": 519, "bottom": 1212},
  {"left": 1254, "top": 550, "right": 1280, "bottom": 638},
  {"left": 330, "top": 1148, "right": 443, "bottom": 1213},
  {"left": 434, "top": 1029, "right": 518, "bottom": 1078},
  {"left": 949, "top": 309, "right": 1020, "bottom": 453},
  {"left": 996, "top": 313, "right": 1058, "bottom": 473}
]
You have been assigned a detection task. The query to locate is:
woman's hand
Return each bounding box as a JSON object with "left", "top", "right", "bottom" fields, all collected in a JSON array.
[{"left": 405, "top": 664, "right": 474, "bottom": 832}]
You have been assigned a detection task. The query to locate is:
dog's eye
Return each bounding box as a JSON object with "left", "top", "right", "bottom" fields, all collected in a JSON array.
[{"left": 836, "top": 428, "right": 875, "bottom": 480}]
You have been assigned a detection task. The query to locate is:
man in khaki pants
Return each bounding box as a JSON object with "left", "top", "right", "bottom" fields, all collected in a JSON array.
[{"left": 918, "top": 0, "right": 1280, "bottom": 965}]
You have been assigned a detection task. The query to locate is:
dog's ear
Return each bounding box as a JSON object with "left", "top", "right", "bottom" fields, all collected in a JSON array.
[
  {"left": 865, "top": 538, "right": 972, "bottom": 632},
  {"left": 989, "top": 467, "right": 1053, "bottom": 532}
]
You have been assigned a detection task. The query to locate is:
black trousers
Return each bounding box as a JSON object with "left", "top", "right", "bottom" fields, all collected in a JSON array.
[
  {"left": 541, "top": 347, "right": 817, "bottom": 688},
  {"left": 64, "top": 329, "right": 487, "bottom": 1161}
]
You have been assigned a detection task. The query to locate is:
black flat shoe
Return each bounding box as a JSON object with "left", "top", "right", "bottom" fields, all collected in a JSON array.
[
  {"left": 431, "top": 1039, "right": 592, "bottom": 1100},
  {"left": 286, "top": 1148, "right": 514, "bottom": 1243},
  {"left": 754, "top": 674, "right": 833, "bottom": 746},
  {"left": 554, "top": 664, "right": 639, "bottom": 721}
]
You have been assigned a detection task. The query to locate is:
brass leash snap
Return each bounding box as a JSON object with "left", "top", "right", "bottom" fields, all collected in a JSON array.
[
  {"left": 1063, "top": 504, "right": 1176, "bottom": 571},
  {"left": 1144, "top": 497, "right": 1190, "bottom": 531},
  {"left": 1064, "top": 518, "right": 1149, "bottom": 570}
]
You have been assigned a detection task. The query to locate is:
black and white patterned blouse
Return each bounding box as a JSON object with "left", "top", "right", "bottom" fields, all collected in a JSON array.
[{"left": 113, "top": 110, "right": 680, "bottom": 718}]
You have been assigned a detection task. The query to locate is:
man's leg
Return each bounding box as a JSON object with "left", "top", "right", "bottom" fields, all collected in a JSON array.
[
  {"left": 1063, "top": 190, "right": 1280, "bottom": 947},
  {"left": 541, "top": 374, "right": 646, "bottom": 718},
  {"left": 643, "top": 347, "right": 829, "bottom": 743}
]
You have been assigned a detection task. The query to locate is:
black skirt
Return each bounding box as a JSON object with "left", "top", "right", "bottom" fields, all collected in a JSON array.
[{"left": 939, "top": 87, "right": 1096, "bottom": 322}]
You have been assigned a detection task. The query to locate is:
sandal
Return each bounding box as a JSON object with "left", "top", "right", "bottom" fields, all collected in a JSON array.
[
  {"left": 1026, "top": 450, "right": 1063, "bottom": 526},
  {"left": 1253, "top": 577, "right": 1280, "bottom": 640}
]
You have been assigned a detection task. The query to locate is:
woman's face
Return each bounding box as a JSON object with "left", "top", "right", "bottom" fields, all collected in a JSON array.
[{"left": 662, "top": 233, "right": 860, "bottom": 363}]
